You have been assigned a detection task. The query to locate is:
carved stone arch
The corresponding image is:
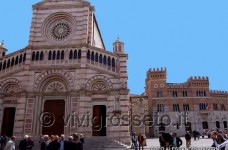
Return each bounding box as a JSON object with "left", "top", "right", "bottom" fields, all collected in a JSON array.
[
  {"left": 0, "top": 78, "right": 23, "bottom": 93},
  {"left": 86, "top": 75, "right": 113, "bottom": 91},
  {"left": 34, "top": 70, "right": 74, "bottom": 92},
  {"left": 42, "top": 79, "right": 67, "bottom": 93}
]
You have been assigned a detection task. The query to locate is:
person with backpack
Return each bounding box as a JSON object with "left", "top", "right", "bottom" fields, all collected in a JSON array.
[{"left": 131, "top": 132, "right": 138, "bottom": 150}]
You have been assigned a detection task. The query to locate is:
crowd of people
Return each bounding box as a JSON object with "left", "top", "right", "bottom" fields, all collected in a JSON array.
[
  {"left": 0, "top": 133, "right": 84, "bottom": 150},
  {"left": 157, "top": 129, "right": 228, "bottom": 150}
]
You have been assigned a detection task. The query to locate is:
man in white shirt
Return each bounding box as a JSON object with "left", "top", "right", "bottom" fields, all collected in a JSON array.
[{"left": 4, "top": 136, "right": 16, "bottom": 150}]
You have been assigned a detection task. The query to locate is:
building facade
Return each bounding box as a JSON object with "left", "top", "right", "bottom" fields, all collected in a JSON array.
[
  {"left": 0, "top": 0, "right": 130, "bottom": 143},
  {"left": 146, "top": 68, "right": 228, "bottom": 137}
]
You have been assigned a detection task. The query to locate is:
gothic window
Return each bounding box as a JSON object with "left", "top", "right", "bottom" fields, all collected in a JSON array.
[
  {"left": 87, "top": 50, "right": 90, "bottom": 60},
  {"left": 23, "top": 53, "right": 26, "bottom": 62},
  {"left": 173, "top": 104, "right": 179, "bottom": 112},
  {"left": 112, "top": 58, "right": 115, "bottom": 68},
  {"left": 48, "top": 51, "right": 52, "bottom": 60},
  {"left": 3, "top": 61, "right": 6, "bottom": 70},
  {"left": 19, "top": 54, "right": 22, "bottom": 63},
  {"left": 78, "top": 50, "right": 81, "bottom": 59},
  {"left": 108, "top": 56, "right": 111, "bottom": 66},
  {"left": 2, "top": 52, "right": 5, "bottom": 56},
  {"left": 99, "top": 54, "right": 102, "bottom": 63},
  {"left": 57, "top": 51, "right": 60, "bottom": 60},
  {"left": 73, "top": 50, "right": 77, "bottom": 59},
  {"left": 32, "top": 52, "right": 35, "bottom": 61},
  {"left": 69, "top": 50, "right": 73, "bottom": 59},
  {"left": 202, "top": 121, "right": 208, "bottom": 129},
  {"left": 157, "top": 104, "right": 164, "bottom": 112},
  {"left": 7, "top": 59, "right": 10, "bottom": 68},
  {"left": 40, "top": 52, "right": 44, "bottom": 60},
  {"left": 183, "top": 91, "right": 188, "bottom": 97},
  {"left": 216, "top": 121, "right": 220, "bottom": 129},
  {"left": 91, "top": 81, "right": 107, "bottom": 91},
  {"left": 173, "top": 91, "right": 178, "bottom": 97},
  {"left": 61, "top": 50, "right": 64, "bottom": 60},
  {"left": 223, "top": 121, "right": 227, "bottom": 128},
  {"left": 95, "top": 53, "right": 98, "bottom": 62},
  {"left": 36, "top": 51, "right": 40, "bottom": 60},
  {"left": 52, "top": 51, "right": 56, "bottom": 60},
  {"left": 103, "top": 55, "right": 107, "bottom": 65},
  {"left": 91, "top": 51, "right": 94, "bottom": 61},
  {"left": 11, "top": 58, "right": 14, "bottom": 67},
  {"left": 15, "top": 56, "right": 18, "bottom": 65},
  {"left": 183, "top": 104, "right": 190, "bottom": 111}
]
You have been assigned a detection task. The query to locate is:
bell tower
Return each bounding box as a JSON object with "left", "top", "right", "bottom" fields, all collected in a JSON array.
[{"left": 0, "top": 41, "right": 7, "bottom": 57}]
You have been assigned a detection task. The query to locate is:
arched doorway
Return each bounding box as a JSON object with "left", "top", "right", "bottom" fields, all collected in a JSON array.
[
  {"left": 42, "top": 100, "right": 65, "bottom": 136},
  {"left": 92, "top": 105, "right": 106, "bottom": 136},
  {"left": 202, "top": 121, "right": 208, "bottom": 129},
  {"left": 1, "top": 107, "right": 16, "bottom": 137}
]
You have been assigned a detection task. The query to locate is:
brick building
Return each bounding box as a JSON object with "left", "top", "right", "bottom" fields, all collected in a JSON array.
[
  {"left": 146, "top": 68, "right": 228, "bottom": 137},
  {"left": 0, "top": 0, "right": 130, "bottom": 144}
]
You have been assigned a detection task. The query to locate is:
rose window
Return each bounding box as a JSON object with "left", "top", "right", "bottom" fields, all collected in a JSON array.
[{"left": 50, "top": 22, "right": 71, "bottom": 41}]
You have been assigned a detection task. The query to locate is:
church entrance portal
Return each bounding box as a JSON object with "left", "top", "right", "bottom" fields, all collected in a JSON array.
[
  {"left": 92, "top": 105, "right": 106, "bottom": 136},
  {"left": 42, "top": 100, "right": 65, "bottom": 136},
  {"left": 1, "top": 107, "right": 16, "bottom": 137}
]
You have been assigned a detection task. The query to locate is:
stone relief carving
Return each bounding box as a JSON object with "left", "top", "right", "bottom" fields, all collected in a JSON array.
[
  {"left": 86, "top": 75, "right": 113, "bottom": 91},
  {"left": 45, "top": 81, "right": 66, "bottom": 93},
  {"left": 91, "top": 82, "right": 107, "bottom": 91}
]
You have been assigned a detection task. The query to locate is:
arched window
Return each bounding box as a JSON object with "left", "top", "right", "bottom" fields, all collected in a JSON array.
[
  {"left": 95, "top": 53, "right": 98, "bottom": 62},
  {"left": 7, "top": 59, "right": 10, "bottom": 68},
  {"left": 32, "top": 52, "right": 35, "bottom": 61},
  {"left": 15, "top": 56, "right": 18, "bottom": 65},
  {"left": 19, "top": 54, "right": 23, "bottom": 63},
  {"left": 91, "top": 51, "right": 94, "bottom": 61},
  {"left": 99, "top": 54, "right": 102, "bottom": 63},
  {"left": 108, "top": 56, "right": 111, "bottom": 66},
  {"left": 216, "top": 121, "right": 220, "bottom": 129},
  {"left": 11, "top": 58, "right": 15, "bottom": 67},
  {"left": 52, "top": 51, "right": 56, "bottom": 60},
  {"left": 0, "top": 62, "right": 2, "bottom": 71},
  {"left": 48, "top": 51, "right": 52, "bottom": 60},
  {"left": 36, "top": 51, "right": 40, "bottom": 60},
  {"left": 40, "top": 52, "right": 44, "bottom": 60},
  {"left": 57, "top": 51, "right": 60, "bottom": 60},
  {"left": 78, "top": 50, "right": 81, "bottom": 59},
  {"left": 23, "top": 53, "right": 26, "bottom": 62},
  {"left": 3, "top": 61, "right": 6, "bottom": 70},
  {"left": 202, "top": 121, "right": 208, "bottom": 129},
  {"left": 61, "top": 50, "right": 64, "bottom": 60},
  {"left": 74, "top": 50, "right": 77, "bottom": 59},
  {"left": 223, "top": 121, "right": 227, "bottom": 128},
  {"left": 69, "top": 50, "right": 73, "bottom": 59},
  {"left": 103, "top": 55, "right": 106, "bottom": 65},
  {"left": 87, "top": 50, "right": 90, "bottom": 60},
  {"left": 112, "top": 58, "right": 115, "bottom": 68}
]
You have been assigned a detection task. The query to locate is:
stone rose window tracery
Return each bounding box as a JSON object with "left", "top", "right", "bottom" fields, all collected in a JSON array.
[
  {"left": 42, "top": 13, "right": 75, "bottom": 42},
  {"left": 50, "top": 21, "right": 72, "bottom": 41}
]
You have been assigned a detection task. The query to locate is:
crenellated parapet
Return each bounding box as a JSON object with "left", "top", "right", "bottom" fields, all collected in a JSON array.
[
  {"left": 210, "top": 90, "right": 228, "bottom": 98},
  {"left": 187, "top": 76, "right": 209, "bottom": 88},
  {"left": 147, "top": 67, "right": 166, "bottom": 80}
]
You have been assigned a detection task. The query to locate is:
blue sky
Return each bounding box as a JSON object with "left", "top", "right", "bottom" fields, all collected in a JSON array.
[{"left": 0, "top": 0, "right": 228, "bottom": 94}]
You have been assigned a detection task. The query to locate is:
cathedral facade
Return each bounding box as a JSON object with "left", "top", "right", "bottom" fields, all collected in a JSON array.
[{"left": 0, "top": 0, "right": 129, "bottom": 143}]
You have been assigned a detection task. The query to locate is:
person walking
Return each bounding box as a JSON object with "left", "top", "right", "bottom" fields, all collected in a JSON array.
[
  {"left": 171, "top": 132, "right": 182, "bottom": 148},
  {"left": 40, "top": 135, "right": 49, "bottom": 150},
  {"left": 4, "top": 136, "right": 16, "bottom": 150},
  {"left": 185, "top": 131, "right": 191, "bottom": 148},
  {"left": 0, "top": 135, "right": 8, "bottom": 150},
  {"left": 19, "top": 135, "right": 28, "bottom": 150},
  {"left": 79, "top": 134, "right": 84, "bottom": 150},
  {"left": 138, "top": 133, "right": 144, "bottom": 150},
  {"left": 131, "top": 132, "right": 138, "bottom": 150},
  {"left": 27, "top": 136, "right": 34, "bottom": 150}
]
